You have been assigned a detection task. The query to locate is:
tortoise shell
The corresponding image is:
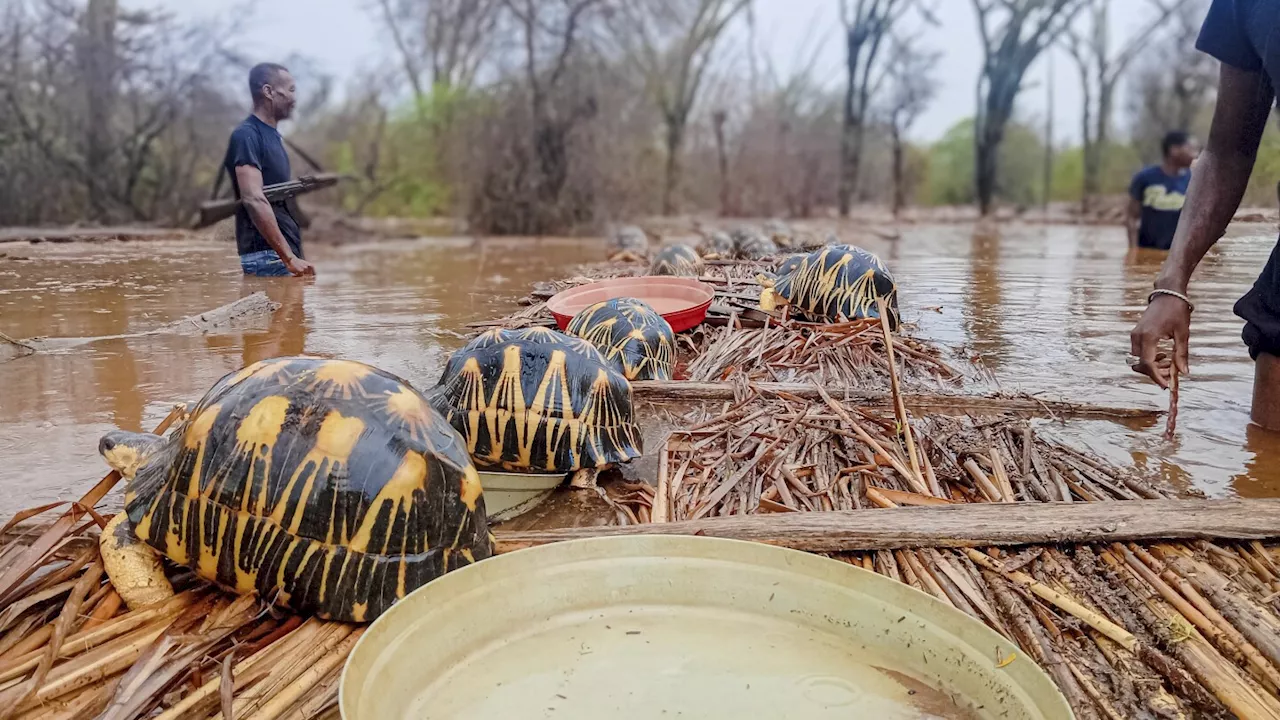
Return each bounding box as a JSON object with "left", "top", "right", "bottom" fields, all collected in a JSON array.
[
  {"left": 608, "top": 226, "right": 648, "bottom": 256},
  {"left": 697, "top": 231, "right": 735, "bottom": 259},
  {"left": 566, "top": 298, "right": 676, "bottom": 381},
  {"left": 124, "top": 356, "right": 490, "bottom": 622},
  {"left": 649, "top": 244, "right": 704, "bottom": 277},
  {"left": 774, "top": 244, "right": 899, "bottom": 328},
  {"left": 427, "top": 327, "right": 642, "bottom": 473},
  {"left": 734, "top": 231, "right": 777, "bottom": 260}
]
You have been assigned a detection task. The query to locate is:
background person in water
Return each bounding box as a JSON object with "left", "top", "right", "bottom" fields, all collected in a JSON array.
[
  {"left": 1131, "top": 0, "right": 1280, "bottom": 430},
  {"left": 1126, "top": 131, "right": 1198, "bottom": 251},
  {"left": 221, "top": 62, "right": 315, "bottom": 278}
]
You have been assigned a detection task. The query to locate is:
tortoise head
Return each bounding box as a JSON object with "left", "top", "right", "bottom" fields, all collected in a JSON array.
[{"left": 98, "top": 431, "right": 163, "bottom": 479}]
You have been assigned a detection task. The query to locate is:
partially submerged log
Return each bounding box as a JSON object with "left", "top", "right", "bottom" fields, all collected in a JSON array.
[
  {"left": 1, "top": 292, "right": 280, "bottom": 361},
  {"left": 631, "top": 380, "right": 1160, "bottom": 419},
  {"left": 495, "top": 498, "right": 1280, "bottom": 553}
]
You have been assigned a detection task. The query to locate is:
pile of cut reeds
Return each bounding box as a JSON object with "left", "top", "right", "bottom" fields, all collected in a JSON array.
[{"left": 684, "top": 315, "right": 962, "bottom": 388}]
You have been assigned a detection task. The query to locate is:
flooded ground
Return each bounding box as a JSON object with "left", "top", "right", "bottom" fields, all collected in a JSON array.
[{"left": 1, "top": 221, "right": 1278, "bottom": 515}]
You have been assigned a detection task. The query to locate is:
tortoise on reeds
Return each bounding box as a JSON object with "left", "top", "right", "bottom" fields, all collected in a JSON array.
[
  {"left": 697, "top": 231, "right": 735, "bottom": 260},
  {"left": 763, "top": 219, "right": 794, "bottom": 248},
  {"left": 771, "top": 244, "right": 900, "bottom": 328},
  {"left": 427, "top": 327, "right": 642, "bottom": 486},
  {"left": 733, "top": 229, "right": 778, "bottom": 260},
  {"left": 607, "top": 225, "right": 649, "bottom": 262},
  {"left": 97, "top": 356, "right": 491, "bottom": 622},
  {"left": 566, "top": 297, "right": 675, "bottom": 381},
  {"left": 649, "top": 243, "right": 704, "bottom": 277}
]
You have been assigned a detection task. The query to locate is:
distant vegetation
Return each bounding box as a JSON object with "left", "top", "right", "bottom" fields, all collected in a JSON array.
[{"left": 2, "top": 0, "right": 1274, "bottom": 233}]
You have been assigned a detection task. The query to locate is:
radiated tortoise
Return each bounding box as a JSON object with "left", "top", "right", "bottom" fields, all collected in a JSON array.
[
  {"left": 97, "top": 356, "right": 491, "bottom": 622},
  {"left": 566, "top": 297, "right": 675, "bottom": 381}
]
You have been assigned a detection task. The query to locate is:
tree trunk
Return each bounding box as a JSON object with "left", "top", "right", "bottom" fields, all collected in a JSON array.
[
  {"left": 495, "top": 499, "right": 1280, "bottom": 554},
  {"left": 890, "top": 124, "right": 905, "bottom": 218},
  {"left": 78, "top": 0, "right": 119, "bottom": 220},
  {"left": 975, "top": 126, "right": 1000, "bottom": 217},
  {"left": 712, "top": 110, "right": 730, "bottom": 216},
  {"left": 662, "top": 115, "right": 685, "bottom": 216},
  {"left": 838, "top": 32, "right": 861, "bottom": 218}
]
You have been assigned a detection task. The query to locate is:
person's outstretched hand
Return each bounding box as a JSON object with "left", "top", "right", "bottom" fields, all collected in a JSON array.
[{"left": 1130, "top": 295, "right": 1191, "bottom": 389}]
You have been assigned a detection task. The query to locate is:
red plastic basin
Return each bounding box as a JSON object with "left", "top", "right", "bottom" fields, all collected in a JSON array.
[{"left": 547, "top": 276, "right": 715, "bottom": 333}]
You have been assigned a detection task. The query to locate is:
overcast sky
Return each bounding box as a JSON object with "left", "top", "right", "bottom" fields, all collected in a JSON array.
[{"left": 142, "top": 0, "right": 1186, "bottom": 145}]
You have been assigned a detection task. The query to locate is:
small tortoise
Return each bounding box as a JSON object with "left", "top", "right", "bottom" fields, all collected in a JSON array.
[
  {"left": 607, "top": 225, "right": 649, "bottom": 262},
  {"left": 427, "top": 327, "right": 642, "bottom": 486},
  {"left": 763, "top": 219, "right": 794, "bottom": 249},
  {"left": 732, "top": 228, "right": 778, "bottom": 260},
  {"left": 649, "top": 243, "right": 704, "bottom": 277},
  {"left": 697, "top": 231, "right": 735, "bottom": 260},
  {"left": 773, "top": 244, "right": 900, "bottom": 328},
  {"left": 567, "top": 297, "right": 675, "bottom": 381},
  {"left": 97, "top": 356, "right": 491, "bottom": 622}
]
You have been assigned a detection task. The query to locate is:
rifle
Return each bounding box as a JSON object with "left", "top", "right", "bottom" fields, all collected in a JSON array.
[{"left": 194, "top": 173, "right": 344, "bottom": 229}]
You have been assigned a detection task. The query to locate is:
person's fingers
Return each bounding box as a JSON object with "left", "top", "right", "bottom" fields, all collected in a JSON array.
[{"left": 1134, "top": 329, "right": 1168, "bottom": 389}]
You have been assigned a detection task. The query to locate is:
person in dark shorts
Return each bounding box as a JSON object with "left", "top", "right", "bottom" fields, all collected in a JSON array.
[
  {"left": 1130, "top": 0, "right": 1280, "bottom": 429},
  {"left": 1126, "top": 131, "right": 1198, "bottom": 250},
  {"left": 222, "top": 62, "right": 314, "bottom": 277}
]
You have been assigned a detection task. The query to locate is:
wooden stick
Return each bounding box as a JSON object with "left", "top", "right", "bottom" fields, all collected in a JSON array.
[
  {"left": 631, "top": 380, "right": 1161, "bottom": 419},
  {"left": 815, "top": 385, "right": 930, "bottom": 495},
  {"left": 495, "top": 499, "right": 1280, "bottom": 553},
  {"left": 876, "top": 297, "right": 927, "bottom": 495},
  {"left": 965, "top": 548, "right": 1138, "bottom": 650},
  {"left": 1165, "top": 365, "right": 1179, "bottom": 440},
  {"left": 653, "top": 436, "right": 670, "bottom": 523}
]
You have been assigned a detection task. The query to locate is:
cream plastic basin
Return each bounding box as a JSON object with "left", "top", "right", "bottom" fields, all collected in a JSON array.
[
  {"left": 476, "top": 470, "right": 564, "bottom": 522},
  {"left": 341, "top": 536, "right": 1072, "bottom": 720}
]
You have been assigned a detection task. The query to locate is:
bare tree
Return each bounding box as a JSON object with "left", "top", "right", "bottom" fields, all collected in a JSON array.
[
  {"left": 712, "top": 108, "right": 732, "bottom": 215},
  {"left": 374, "top": 0, "right": 500, "bottom": 98},
  {"left": 837, "top": 0, "right": 912, "bottom": 217},
  {"left": 611, "top": 0, "right": 749, "bottom": 216},
  {"left": 1063, "top": 0, "right": 1188, "bottom": 208},
  {"left": 1128, "top": 0, "right": 1213, "bottom": 158},
  {"left": 880, "top": 35, "right": 939, "bottom": 218},
  {"left": 0, "top": 0, "right": 243, "bottom": 224},
  {"left": 971, "top": 0, "right": 1085, "bottom": 216}
]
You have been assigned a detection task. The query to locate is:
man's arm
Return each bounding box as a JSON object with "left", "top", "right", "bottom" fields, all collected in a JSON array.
[
  {"left": 1125, "top": 196, "right": 1141, "bottom": 248},
  {"left": 235, "top": 165, "right": 314, "bottom": 276},
  {"left": 1131, "top": 62, "right": 1273, "bottom": 385}
]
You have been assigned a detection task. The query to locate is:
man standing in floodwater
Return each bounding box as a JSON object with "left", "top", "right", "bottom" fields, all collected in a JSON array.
[
  {"left": 1131, "top": 0, "right": 1280, "bottom": 430},
  {"left": 223, "top": 63, "right": 314, "bottom": 277},
  {"left": 1126, "top": 131, "right": 1199, "bottom": 250}
]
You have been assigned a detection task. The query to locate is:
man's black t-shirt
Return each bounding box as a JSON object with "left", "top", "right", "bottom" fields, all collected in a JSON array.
[
  {"left": 1198, "top": 0, "right": 1280, "bottom": 357},
  {"left": 222, "top": 115, "right": 302, "bottom": 258}
]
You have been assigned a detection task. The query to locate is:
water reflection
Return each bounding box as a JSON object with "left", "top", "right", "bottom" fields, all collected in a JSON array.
[{"left": 2, "top": 224, "right": 1280, "bottom": 511}]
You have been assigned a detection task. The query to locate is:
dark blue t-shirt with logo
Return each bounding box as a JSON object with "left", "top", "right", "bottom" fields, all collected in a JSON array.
[
  {"left": 1129, "top": 165, "right": 1190, "bottom": 250},
  {"left": 222, "top": 115, "right": 302, "bottom": 258}
]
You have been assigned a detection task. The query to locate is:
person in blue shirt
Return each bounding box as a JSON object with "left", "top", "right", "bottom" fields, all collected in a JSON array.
[
  {"left": 222, "top": 63, "right": 314, "bottom": 277},
  {"left": 1130, "top": 0, "right": 1280, "bottom": 429},
  {"left": 1126, "top": 131, "right": 1199, "bottom": 250}
]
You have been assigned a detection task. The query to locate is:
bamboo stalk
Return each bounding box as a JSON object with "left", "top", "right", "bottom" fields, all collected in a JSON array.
[
  {"left": 876, "top": 297, "right": 927, "bottom": 495},
  {"left": 964, "top": 548, "right": 1137, "bottom": 650},
  {"left": 653, "top": 436, "right": 670, "bottom": 523},
  {"left": 243, "top": 629, "right": 364, "bottom": 720}
]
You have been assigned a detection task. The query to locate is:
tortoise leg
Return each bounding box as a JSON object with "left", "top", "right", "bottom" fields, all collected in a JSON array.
[
  {"left": 569, "top": 467, "right": 600, "bottom": 489},
  {"left": 100, "top": 513, "right": 174, "bottom": 609}
]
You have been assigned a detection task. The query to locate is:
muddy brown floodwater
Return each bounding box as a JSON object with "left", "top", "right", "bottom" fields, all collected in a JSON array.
[{"left": 1, "top": 222, "right": 1278, "bottom": 516}]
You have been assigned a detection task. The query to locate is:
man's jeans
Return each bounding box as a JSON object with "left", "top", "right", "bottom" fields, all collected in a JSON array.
[{"left": 240, "top": 250, "right": 291, "bottom": 277}]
